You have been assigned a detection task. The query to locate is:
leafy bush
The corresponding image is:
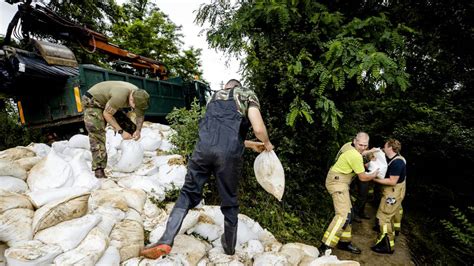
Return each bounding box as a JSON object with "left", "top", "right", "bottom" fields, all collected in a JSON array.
[
  {"left": 166, "top": 100, "right": 206, "bottom": 159},
  {"left": 0, "top": 99, "right": 44, "bottom": 151},
  {"left": 441, "top": 206, "right": 474, "bottom": 262}
]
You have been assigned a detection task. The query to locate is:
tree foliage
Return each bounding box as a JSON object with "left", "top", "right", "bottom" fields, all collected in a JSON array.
[{"left": 45, "top": 0, "right": 202, "bottom": 80}]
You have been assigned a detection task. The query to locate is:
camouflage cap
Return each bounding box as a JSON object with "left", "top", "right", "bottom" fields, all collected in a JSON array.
[{"left": 133, "top": 89, "right": 150, "bottom": 117}]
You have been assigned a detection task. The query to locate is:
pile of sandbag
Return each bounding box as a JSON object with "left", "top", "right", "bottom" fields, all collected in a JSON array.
[{"left": 0, "top": 122, "right": 359, "bottom": 266}]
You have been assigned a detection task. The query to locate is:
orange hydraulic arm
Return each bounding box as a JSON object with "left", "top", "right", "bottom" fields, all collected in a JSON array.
[{"left": 3, "top": 1, "right": 168, "bottom": 79}]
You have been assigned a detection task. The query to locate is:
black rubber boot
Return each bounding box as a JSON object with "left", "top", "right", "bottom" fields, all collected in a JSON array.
[
  {"left": 158, "top": 207, "right": 188, "bottom": 246},
  {"left": 94, "top": 168, "right": 107, "bottom": 178},
  {"left": 221, "top": 221, "right": 238, "bottom": 255},
  {"left": 371, "top": 233, "right": 394, "bottom": 254},
  {"left": 318, "top": 243, "right": 331, "bottom": 256},
  {"left": 337, "top": 242, "right": 362, "bottom": 254}
]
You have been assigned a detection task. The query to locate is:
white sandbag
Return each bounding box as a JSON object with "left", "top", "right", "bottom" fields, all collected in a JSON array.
[
  {"left": 27, "top": 150, "right": 74, "bottom": 191},
  {"left": 4, "top": 240, "right": 62, "bottom": 266},
  {"left": 157, "top": 163, "right": 187, "bottom": 190},
  {"left": 0, "top": 159, "right": 27, "bottom": 180},
  {"left": 253, "top": 252, "right": 288, "bottom": 266},
  {"left": 280, "top": 243, "right": 319, "bottom": 265},
  {"left": 34, "top": 214, "right": 101, "bottom": 252},
  {"left": 26, "top": 143, "right": 51, "bottom": 158},
  {"left": 158, "top": 139, "right": 175, "bottom": 152},
  {"left": 153, "top": 154, "right": 182, "bottom": 167},
  {"left": 27, "top": 186, "right": 89, "bottom": 208},
  {"left": 94, "top": 207, "right": 126, "bottom": 235},
  {"left": 368, "top": 149, "right": 388, "bottom": 179},
  {"left": 0, "top": 176, "right": 28, "bottom": 193},
  {"left": 139, "top": 135, "right": 162, "bottom": 151},
  {"left": 142, "top": 199, "right": 168, "bottom": 231},
  {"left": 207, "top": 247, "right": 244, "bottom": 265},
  {"left": 0, "top": 147, "right": 35, "bottom": 161},
  {"left": 89, "top": 188, "right": 146, "bottom": 214},
  {"left": 148, "top": 223, "right": 166, "bottom": 244},
  {"left": 96, "top": 246, "right": 121, "bottom": 266},
  {"left": 106, "top": 128, "right": 123, "bottom": 150},
  {"left": 0, "top": 190, "right": 33, "bottom": 213},
  {"left": 124, "top": 209, "right": 143, "bottom": 225},
  {"left": 53, "top": 227, "right": 109, "bottom": 265},
  {"left": 170, "top": 235, "right": 209, "bottom": 265},
  {"left": 240, "top": 239, "right": 264, "bottom": 260},
  {"left": 51, "top": 140, "right": 68, "bottom": 154},
  {"left": 14, "top": 156, "right": 43, "bottom": 172},
  {"left": 32, "top": 193, "right": 90, "bottom": 233},
  {"left": 117, "top": 176, "right": 165, "bottom": 201},
  {"left": 68, "top": 134, "right": 90, "bottom": 149},
  {"left": 113, "top": 140, "right": 144, "bottom": 173},
  {"left": 69, "top": 153, "right": 90, "bottom": 177},
  {"left": 309, "top": 249, "right": 360, "bottom": 265},
  {"left": 74, "top": 172, "right": 100, "bottom": 190},
  {"left": 133, "top": 159, "right": 159, "bottom": 176},
  {"left": 254, "top": 150, "right": 285, "bottom": 201},
  {"left": 107, "top": 146, "right": 120, "bottom": 167},
  {"left": 0, "top": 208, "right": 33, "bottom": 247},
  {"left": 258, "top": 229, "right": 282, "bottom": 252},
  {"left": 190, "top": 221, "right": 223, "bottom": 242},
  {"left": 109, "top": 219, "right": 144, "bottom": 262}
]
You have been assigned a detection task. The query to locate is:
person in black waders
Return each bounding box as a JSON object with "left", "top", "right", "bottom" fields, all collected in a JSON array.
[{"left": 140, "top": 79, "right": 274, "bottom": 259}]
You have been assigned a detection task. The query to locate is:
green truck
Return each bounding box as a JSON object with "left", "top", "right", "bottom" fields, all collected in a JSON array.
[{"left": 5, "top": 63, "right": 210, "bottom": 136}]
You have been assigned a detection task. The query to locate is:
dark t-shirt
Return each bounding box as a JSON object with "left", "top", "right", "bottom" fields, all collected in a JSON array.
[{"left": 385, "top": 155, "right": 406, "bottom": 183}]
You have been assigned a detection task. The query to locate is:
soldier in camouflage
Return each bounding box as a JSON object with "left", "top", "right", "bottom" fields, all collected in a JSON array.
[
  {"left": 141, "top": 79, "right": 274, "bottom": 259},
  {"left": 82, "top": 81, "right": 150, "bottom": 178}
]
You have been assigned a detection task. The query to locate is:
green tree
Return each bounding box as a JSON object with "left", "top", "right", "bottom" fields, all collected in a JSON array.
[{"left": 195, "top": 0, "right": 411, "bottom": 244}]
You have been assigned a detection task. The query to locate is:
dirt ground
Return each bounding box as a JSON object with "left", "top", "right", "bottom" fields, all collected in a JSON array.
[{"left": 331, "top": 204, "right": 414, "bottom": 266}]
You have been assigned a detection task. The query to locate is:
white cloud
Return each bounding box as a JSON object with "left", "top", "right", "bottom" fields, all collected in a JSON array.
[{"left": 0, "top": 0, "right": 241, "bottom": 90}]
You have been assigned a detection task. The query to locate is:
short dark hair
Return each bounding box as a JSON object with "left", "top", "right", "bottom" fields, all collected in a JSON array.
[{"left": 225, "top": 79, "right": 242, "bottom": 89}]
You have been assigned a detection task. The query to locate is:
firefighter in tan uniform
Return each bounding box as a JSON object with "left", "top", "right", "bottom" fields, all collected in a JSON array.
[
  {"left": 319, "top": 132, "right": 378, "bottom": 255},
  {"left": 371, "top": 138, "right": 407, "bottom": 254}
]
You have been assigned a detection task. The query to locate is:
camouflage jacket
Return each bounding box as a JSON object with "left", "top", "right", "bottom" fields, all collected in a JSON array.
[{"left": 210, "top": 86, "right": 260, "bottom": 117}]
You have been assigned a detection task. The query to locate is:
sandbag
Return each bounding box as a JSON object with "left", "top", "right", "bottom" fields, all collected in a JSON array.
[
  {"left": 0, "top": 176, "right": 28, "bottom": 193},
  {"left": 4, "top": 240, "right": 62, "bottom": 266},
  {"left": 0, "top": 190, "right": 33, "bottom": 213},
  {"left": 280, "top": 243, "right": 319, "bottom": 265},
  {"left": 254, "top": 150, "right": 285, "bottom": 201},
  {"left": 106, "top": 128, "right": 123, "bottom": 150},
  {"left": 68, "top": 134, "right": 90, "bottom": 149},
  {"left": 0, "top": 146, "right": 35, "bottom": 161},
  {"left": 53, "top": 227, "right": 109, "bottom": 265},
  {"left": 51, "top": 140, "right": 69, "bottom": 154},
  {"left": 117, "top": 176, "right": 165, "bottom": 201},
  {"left": 0, "top": 242, "right": 7, "bottom": 265},
  {"left": 0, "top": 159, "right": 27, "bottom": 180},
  {"left": 207, "top": 247, "right": 243, "bottom": 265},
  {"left": 253, "top": 252, "right": 288, "bottom": 266},
  {"left": 94, "top": 207, "right": 126, "bottom": 235},
  {"left": 240, "top": 239, "right": 264, "bottom": 261},
  {"left": 109, "top": 219, "right": 144, "bottom": 262},
  {"left": 133, "top": 159, "right": 159, "bottom": 176},
  {"left": 158, "top": 140, "right": 175, "bottom": 152},
  {"left": 96, "top": 246, "right": 121, "bottom": 266},
  {"left": 27, "top": 150, "right": 74, "bottom": 191},
  {"left": 153, "top": 154, "right": 182, "bottom": 167},
  {"left": 170, "top": 235, "right": 208, "bottom": 265},
  {"left": 156, "top": 163, "right": 187, "bottom": 190},
  {"left": 0, "top": 208, "right": 34, "bottom": 247},
  {"left": 308, "top": 250, "right": 360, "bottom": 265},
  {"left": 89, "top": 188, "right": 146, "bottom": 214},
  {"left": 113, "top": 140, "right": 144, "bottom": 173},
  {"left": 139, "top": 135, "right": 162, "bottom": 151},
  {"left": 368, "top": 149, "right": 388, "bottom": 179},
  {"left": 32, "top": 193, "right": 90, "bottom": 233},
  {"left": 142, "top": 198, "right": 168, "bottom": 231},
  {"left": 14, "top": 156, "right": 43, "bottom": 172},
  {"left": 26, "top": 143, "right": 51, "bottom": 158},
  {"left": 34, "top": 214, "right": 101, "bottom": 252},
  {"left": 27, "top": 187, "right": 89, "bottom": 208}
]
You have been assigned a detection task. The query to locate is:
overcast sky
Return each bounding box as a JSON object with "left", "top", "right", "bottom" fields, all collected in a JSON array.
[{"left": 0, "top": 0, "right": 241, "bottom": 90}]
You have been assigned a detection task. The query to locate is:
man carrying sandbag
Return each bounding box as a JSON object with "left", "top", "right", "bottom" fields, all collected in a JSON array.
[
  {"left": 319, "top": 132, "right": 378, "bottom": 255},
  {"left": 371, "top": 138, "right": 407, "bottom": 254},
  {"left": 82, "top": 81, "right": 150, "bottom": 178},
  {"left": 141, "top": 79, "right": 273, "bottom": 259}
]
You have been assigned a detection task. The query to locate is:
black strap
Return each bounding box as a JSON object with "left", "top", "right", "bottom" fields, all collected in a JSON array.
[
  {"left": 85, "top": 91, "right": 93, "bottom": 99},
  {"left": 228, "top": 87, "right": 235, "bottom": 100}
]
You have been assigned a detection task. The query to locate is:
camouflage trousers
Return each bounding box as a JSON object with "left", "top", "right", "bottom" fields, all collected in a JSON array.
[{"left": 82, "top": 95, "right": 136, "bottom": 170}]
